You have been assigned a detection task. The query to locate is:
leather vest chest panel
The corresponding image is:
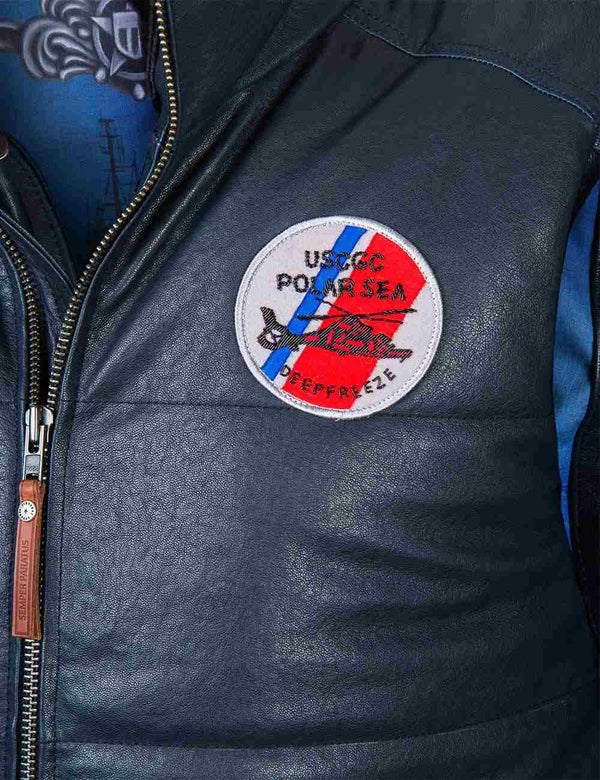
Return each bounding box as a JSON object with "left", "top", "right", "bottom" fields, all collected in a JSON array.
[{"left": 0, "top": 2, "right": 597, "bottom": 778}]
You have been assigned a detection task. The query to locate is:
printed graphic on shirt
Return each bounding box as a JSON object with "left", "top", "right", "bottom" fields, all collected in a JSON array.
[
  {"left": 0, "top": 0, "right": 147, "bottom": 99},
  {"left": 235, "top": 217, "right": 443, "bottom": 419},
  {"left": 0, "top": 0, "right": 156, "bottom": 260}
]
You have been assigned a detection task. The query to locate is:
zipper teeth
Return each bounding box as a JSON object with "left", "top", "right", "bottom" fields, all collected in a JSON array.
[
  {"left": 10, "top": 3, "right": 178, "bottom": 778},
  {"left": 46, "top": 0, "right": 178, "bottom": 415},
  {"left": 0, "top": 230, "right": 42, "bottom": 408},
  {"left": 19, "top": 642, "right": 40, "bottom": 779}
]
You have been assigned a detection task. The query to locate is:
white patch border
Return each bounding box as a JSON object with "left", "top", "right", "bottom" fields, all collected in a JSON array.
[{"left": 235, "top": 216, "right": 443, "bottom": 420}]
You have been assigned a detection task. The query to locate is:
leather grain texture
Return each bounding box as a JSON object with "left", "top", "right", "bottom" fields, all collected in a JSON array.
[
  {"left": 0, "top": 1, "right": 593, "bottom": 778},
  {"left": 49, "top": 682, "right": 599, "bottom": 779},
  {"left": 349, "top": 0, "right": 600, "bottom": 123}
]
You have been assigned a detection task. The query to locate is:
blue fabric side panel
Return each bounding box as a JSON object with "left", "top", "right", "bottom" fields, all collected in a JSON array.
[{"left": 553, "top": 182, "right": 599, "bottom": 540}]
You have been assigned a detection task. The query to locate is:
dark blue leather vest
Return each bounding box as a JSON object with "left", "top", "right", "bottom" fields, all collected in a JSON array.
[{"left": 0, "top": 2, "right": 598, "bottom": 777}]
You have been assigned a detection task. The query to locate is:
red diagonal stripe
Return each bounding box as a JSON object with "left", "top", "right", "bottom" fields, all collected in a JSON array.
[{"left": 283, "top": 233, "right": 426, "bottom": 410}]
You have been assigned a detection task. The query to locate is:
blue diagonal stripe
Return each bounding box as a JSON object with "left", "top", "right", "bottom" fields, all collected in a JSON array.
[{"left": 261, "top": 225, "right": 366, "bottom": 380}]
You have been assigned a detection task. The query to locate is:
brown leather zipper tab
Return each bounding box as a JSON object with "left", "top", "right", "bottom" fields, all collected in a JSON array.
[{"left": 12, "top": 479, "right": 45, "bottom": 639}]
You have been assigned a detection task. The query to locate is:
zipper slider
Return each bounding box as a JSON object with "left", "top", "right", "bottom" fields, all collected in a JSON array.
[
  {"left": 22, "top": 405, "right": 53, "bottom": 481},
  {"left": 12, "top": 407, "right": 53, "bottom": 639}
]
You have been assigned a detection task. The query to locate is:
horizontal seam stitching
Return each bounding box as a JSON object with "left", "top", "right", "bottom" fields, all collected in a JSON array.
[
  {"left": 44, "top": 680, "right": 596, "bottom": 752},
  {"left": 424, "top": 41, "right": 599, "bottom": 102},
  {"left": 353, "top": 3, "right": 599, "bottom": 104},
  {"left": 344, "top": 7, "right": 599, "bottom": 127},
  {"left": 349, "top": 3, "right": 599, "bottom": 106},
  {"left": 68, "top": 399, "right": 552, "bottom": 421}
]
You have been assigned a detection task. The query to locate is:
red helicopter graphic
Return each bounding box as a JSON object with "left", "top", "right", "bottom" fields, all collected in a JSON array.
[{"left": 257, "top": 299, "right": 415, "bottom": 360}]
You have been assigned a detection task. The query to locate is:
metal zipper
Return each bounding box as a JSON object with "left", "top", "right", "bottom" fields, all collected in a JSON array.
[
  {"left": 0, "top": 228, "right": 49, "bottom": 779},
  {"left": 46, "top": 0, "right": 178, "bottom": 415},
  {"left": 1, "top": 2, "right": 178, "bottom": 777}
]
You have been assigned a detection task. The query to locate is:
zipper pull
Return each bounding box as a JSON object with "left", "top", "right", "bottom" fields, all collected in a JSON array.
[
  {"left": 12, "top": 407, "right": 53, "bottom": 639},
  {"left": 12, "top": 479, "right": 45, "bottom": 639}
]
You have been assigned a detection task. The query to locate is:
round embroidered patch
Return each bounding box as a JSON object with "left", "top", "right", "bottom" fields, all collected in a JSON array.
[{"left": 235, "top": 217, "right": 443, "bottom": 419}]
